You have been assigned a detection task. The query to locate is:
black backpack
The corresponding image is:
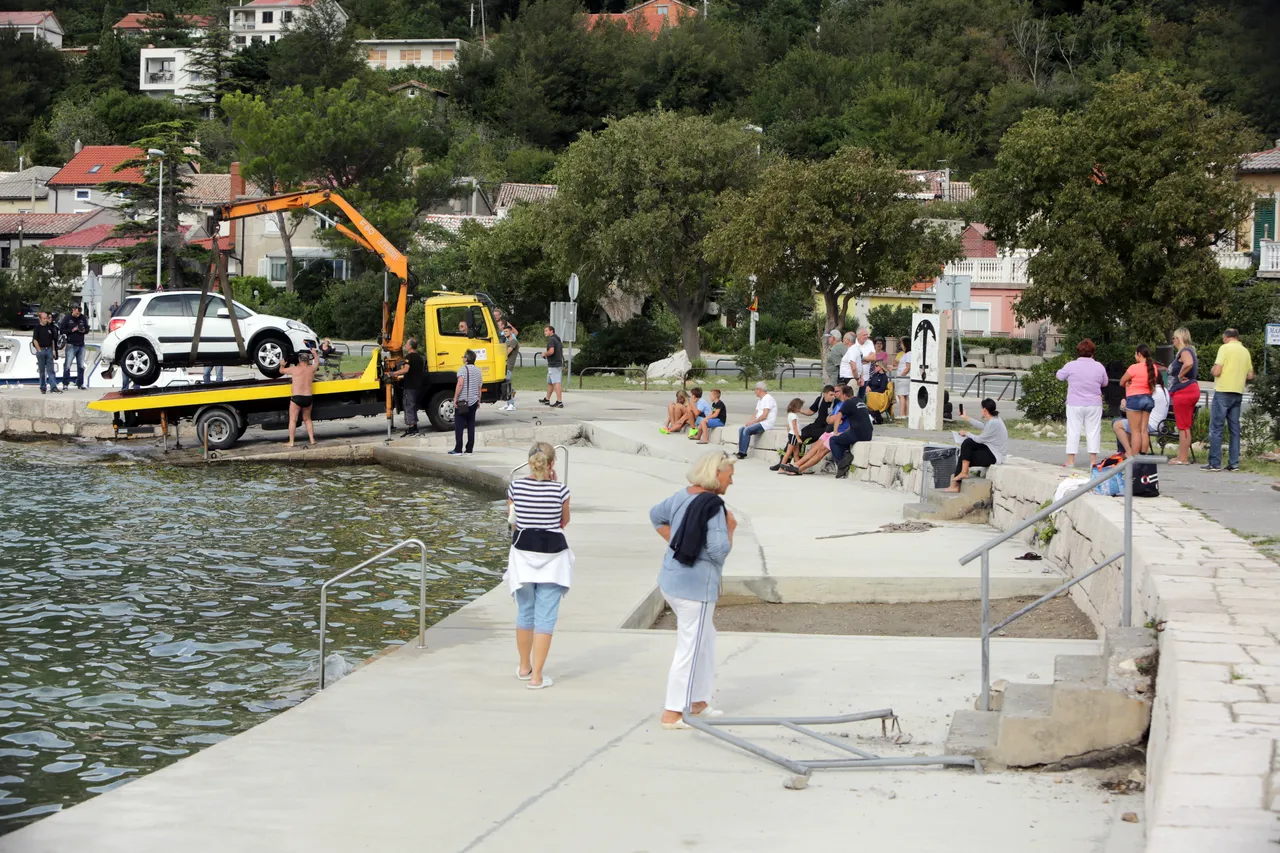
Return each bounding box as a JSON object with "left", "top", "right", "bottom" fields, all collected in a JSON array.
[{"left": 1132, "top": 462, "right": 1159, "bottom": 497}]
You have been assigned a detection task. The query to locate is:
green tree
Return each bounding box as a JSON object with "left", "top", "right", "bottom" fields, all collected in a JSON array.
[
  {"left": 268, "top": 0, "right": 364, "bottom": 91},
  {"left": 550, "top": 111, "right": 762, "bottom": 359},
  {"left": 708, "top": 147, "right": 960, "bottom": 354},
  {"left": 100, "top": 120, "right": 205, "bottom": 290},
  {"left": 975, "top": 72, "right": 1258, "bottom": 341},
  {"left": 0, "top": 30, "right": 68, "bottom": 144},
  {"left": 464, "top": 203, "right": 567, "bottom": 323},
  {"left": 185, "top": 2, "right": 240, "bottom": 109},
  {"left": 92, "top": 89, "right": 191, "bottom": 144}
]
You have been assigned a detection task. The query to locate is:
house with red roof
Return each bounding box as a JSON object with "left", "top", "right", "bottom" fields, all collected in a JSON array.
[
  {"left": 585, "top": 0, "right": 698, "bottom": 36},
  {"left": 1227, "top": 139, "right": 1280, "bottom": 278},
  {"left": 47, "top": 146, "right": 146, "bottom": 214},
  {"left": 0, "top": 211, "right": 117, "bottom": 271},
  {"left": 0, "top": 11, "right": 64, "bottom": 48},
  {"left": 113, "top": 12, "right": 213, "bottom": 36}
]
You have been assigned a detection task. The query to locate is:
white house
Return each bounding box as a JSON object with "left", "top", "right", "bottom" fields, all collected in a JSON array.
[
  {"left": 0, "top": 11, "right": 64, "bottom": 48},
  {"left": 360, "top": 38, "right": 462, "bottom": 71},
  {"left": 139, "top": 47, "right": 209, "bottom": 102},
  {"left": 230, "top": 0, "right": 347, "bottom": 49}
]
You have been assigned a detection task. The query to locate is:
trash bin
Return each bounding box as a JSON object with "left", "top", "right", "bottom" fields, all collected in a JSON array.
[{"left": 922, "top": 444, "right": 959, "bottom": 490}]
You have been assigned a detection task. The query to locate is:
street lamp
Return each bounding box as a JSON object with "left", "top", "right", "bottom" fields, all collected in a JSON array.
[{"left": 147, "top": 148, "right": 164, "bottom": 290}]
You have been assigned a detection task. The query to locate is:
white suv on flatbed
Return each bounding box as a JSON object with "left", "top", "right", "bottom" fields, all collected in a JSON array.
[{"left": 102, "top": 291, "right": 318, "bottom": 386}]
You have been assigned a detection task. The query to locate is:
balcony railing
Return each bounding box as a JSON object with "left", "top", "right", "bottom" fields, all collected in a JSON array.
[
  {"left": 232, "top": 20, "right": 256, "bottom": 29},
  {"left": 1261, "top": 240, "right": 1280, "bottom": 276},
  {"left": 1215, "top": 247, "right": 1253, "bottom": 269},
  {"left": 147, "top": 71, "right": 175, "bottom": 83},
  {"left": 942, "top": 256, "right": 1030, "bottom": 285}
]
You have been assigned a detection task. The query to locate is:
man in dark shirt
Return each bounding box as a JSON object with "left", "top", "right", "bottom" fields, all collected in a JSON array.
[
  {"left": 390, "top": 337, "right": 426, "bottom": 436},
  {"left": 60, "top": 306, "right": 89, "bottom": 389},
  {"left": 829, "top": 383, "right": 874, "bottom": 479},
  {"left": 540, "top": 324, "right": 564, "bottom": 408},
  {"left": 799, "top": 385, "right": 836, "bottom": 442},
  {"left": 32, "top": 312, "right": 61, "bottom": 394}
]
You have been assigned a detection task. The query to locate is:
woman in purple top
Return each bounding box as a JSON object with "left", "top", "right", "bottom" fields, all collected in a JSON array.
[{"left": 1055, "top": 339, "right": 1109, "bottom": 468}]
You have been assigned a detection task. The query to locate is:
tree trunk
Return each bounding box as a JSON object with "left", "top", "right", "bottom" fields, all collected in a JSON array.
[
  {"left": 821, "top": 289, "right": 840, "bottom": 384},
  {"left": 679, "top": 308, "right": 701, "bottom": 361},
  {"left": 277, "top": 211, "right": 295, "bottom": 292}
]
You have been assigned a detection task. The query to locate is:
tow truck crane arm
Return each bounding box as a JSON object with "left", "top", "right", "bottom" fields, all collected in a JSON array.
[{"left": 212, "top": 190, "right": 413, "bottom": 359}]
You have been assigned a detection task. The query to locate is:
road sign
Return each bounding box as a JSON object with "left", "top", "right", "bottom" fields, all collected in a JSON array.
[
  {"left": 568, "top": 273, "right": 580, "bottom": 302},
  {"left": 937, "top": 275, "right": 972, "bottom": 311},
  {"left": 551, "top": 301, "right": 578, "bottom": 343},
  {"left": 1267, "top": 323, "right": 1280, "bottom": 346}
]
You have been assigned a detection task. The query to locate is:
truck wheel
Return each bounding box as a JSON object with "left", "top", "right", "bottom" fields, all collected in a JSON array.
[
  {"left": 195, "top": 406, "right": 241, "bottom": 451},
  {"left": 426, "top": 390, "right": 455, "bottom": 431},
  {"left": 253, "top": 334, "right": 289, "bottom": 378},
  {"left": 121, "top": 341, "right": 161, "bottom": 386}
]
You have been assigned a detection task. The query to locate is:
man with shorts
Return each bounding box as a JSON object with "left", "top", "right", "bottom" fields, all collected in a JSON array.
[
  {"left": 692, "top": 388, "right": 726, "bottom": 444},
  {"left": 540, "top": 325, "right": 564, "bottom": 408},
  {"left": 280, "top": 351, "right": 318, "bottom": 447},
  {"left": 389, "top": 338, "right": 425, "bottom": 437}
]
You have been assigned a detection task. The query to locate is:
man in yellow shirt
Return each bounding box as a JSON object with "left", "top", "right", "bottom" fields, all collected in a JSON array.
[{"left": 1204, "top": 328, "right": 1255, "bottom": 471}]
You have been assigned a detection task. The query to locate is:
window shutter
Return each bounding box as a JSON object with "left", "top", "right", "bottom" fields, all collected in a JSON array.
[{"left": 1254, "top": 199, "right": 1276, "bottom": 249}]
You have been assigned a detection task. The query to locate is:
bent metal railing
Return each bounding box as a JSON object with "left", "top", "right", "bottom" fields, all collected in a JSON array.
[
  {"left": 577, "top": 366, "right": 648, "bottom": 390},
  {"left": 318, "top": 538, "right": 427, "bottom": 689},
  {"left": 958, "top": 455, "right": 1164, "bottom": 711},
  {"left": 508, "top": 444, "right": 570, "bottom": 486}
]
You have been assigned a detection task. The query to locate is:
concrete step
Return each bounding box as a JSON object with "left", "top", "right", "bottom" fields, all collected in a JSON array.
[
  {"left": 944, "top": 709, "right": 999, "bottom": 757},
  {"left": 1000, "top": 682, "right": 1054, "bottom": 719},
  {"left": 1054, "top": 654, "right": 1105, "bottom": 689},
  {"left": 902, "top": 478, "right": 991, "bottom": 523}
]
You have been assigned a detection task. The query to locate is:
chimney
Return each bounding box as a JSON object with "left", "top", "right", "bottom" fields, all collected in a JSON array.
[{"left": 74, "top": 138, "right": 83, "bottom": 154}]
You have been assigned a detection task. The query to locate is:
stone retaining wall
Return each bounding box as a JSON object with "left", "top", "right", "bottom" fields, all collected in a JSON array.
[
  {"left": 828, "top": 433, "right": 1278, "bottom": 851},
  {"left": 0, "top": 393, "right": 113, "bottom": 439}
]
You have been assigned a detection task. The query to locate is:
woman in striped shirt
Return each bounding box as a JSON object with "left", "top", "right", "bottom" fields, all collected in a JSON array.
[
  {"left": 450, "top": 350, "right": 483, "bottom": 455},
  {"left": 504, "top": 442, "right": 573, "bottom": 689}
]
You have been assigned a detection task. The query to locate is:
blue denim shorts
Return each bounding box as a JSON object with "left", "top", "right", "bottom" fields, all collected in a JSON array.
[
  {"left": 706, "top": 418, "right": 724, "bottom": 428},
  {"left": 1125, "top": 394, "right": 1154, "bottom": 413}
]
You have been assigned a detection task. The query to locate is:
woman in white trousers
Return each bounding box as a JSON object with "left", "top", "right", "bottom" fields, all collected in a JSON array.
[
  {"left": 1055, "top": 339, "right": 1109, "bottom": 468},
  {"left": 649, "top": 452, "right": 737, "bottom": 730}
]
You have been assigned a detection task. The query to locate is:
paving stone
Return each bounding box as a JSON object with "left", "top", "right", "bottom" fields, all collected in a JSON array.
[
  {"left": 1171, "top": 642, "right": 1256, "bottom": 664},
  {"left": 1167, "top": 734, "right": 1274, "bottom": 776},
  {"left": 1160, "top": 772, "right": 1266, "bottom": 810},
  {"left": 1175, "top": 700, "right": 1234, "bottom": 724}
]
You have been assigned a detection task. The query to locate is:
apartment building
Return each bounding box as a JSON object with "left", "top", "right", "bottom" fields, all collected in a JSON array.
[
  {"left": 361, "top": 38, "right": 461, "bottom": 71},
  {"left": 230, "top": 0, "right": 347, "bottom": 49}
]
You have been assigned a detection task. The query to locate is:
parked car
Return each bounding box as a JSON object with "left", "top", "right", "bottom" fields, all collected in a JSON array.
[
  {"left": 101, "top": 291, "right": 318, "bottom": 386},
  {"left": 14, "top": 303, "right": 44, "bottom": 331}
]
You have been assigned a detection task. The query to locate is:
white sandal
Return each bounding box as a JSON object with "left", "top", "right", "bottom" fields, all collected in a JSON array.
[
  {"left": 662, "top": 718, "right": 692, "bottom": 730},
  {"left": 527, "top": 676, "right": 554, "bottom": 690}
]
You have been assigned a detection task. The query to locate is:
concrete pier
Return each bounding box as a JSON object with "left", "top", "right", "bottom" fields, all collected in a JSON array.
[{"left": 1, "top": 422, "right": 1140, "bottom": 853}]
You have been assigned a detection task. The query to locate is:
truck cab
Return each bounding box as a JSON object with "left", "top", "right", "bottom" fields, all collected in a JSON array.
[{"left": 413, "top": 293, "right": 509, "bottom": 429}]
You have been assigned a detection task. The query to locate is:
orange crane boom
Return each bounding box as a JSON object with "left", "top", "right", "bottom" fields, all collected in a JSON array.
[{"left": 212, "top": 190, "right": 413, "bottom": 359}]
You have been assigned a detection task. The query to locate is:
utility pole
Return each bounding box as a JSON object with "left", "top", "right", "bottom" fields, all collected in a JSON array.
[{"left": 148, "top": 149, "right": 166, "bottom": 290}]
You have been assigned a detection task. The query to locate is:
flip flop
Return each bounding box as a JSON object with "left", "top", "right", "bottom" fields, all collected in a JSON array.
[
  {"left": 1015, "top": 552, "right": 1042, "bottom": 561},
  {"left": 517, "top": 666, "right": 531, "bottom": 681},
  {"left": 527, "top": 676, "right": 554, "bottom": 690}
]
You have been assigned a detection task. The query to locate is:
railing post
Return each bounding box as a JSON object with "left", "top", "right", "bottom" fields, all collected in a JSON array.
[
  {"left": 980, "top": 550, "right": 991, "bottom": 712},
  {"left": 319, "top": 588, "right": 329, "bottom": 690},
  {"left": 1123, "top": 459, "right": 1134, "bottom": 627},
  {"left": 417, "top": 542, "right": 427, "bottom": 649}
]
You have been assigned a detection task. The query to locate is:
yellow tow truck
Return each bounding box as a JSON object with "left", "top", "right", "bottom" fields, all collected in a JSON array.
[{"left": 88, "top": 191, "right": 508, "bottom": 450}]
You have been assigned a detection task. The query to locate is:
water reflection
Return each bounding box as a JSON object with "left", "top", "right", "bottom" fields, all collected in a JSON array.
[{"left": 0, "top": 441, "right": 506, "bottom": 832}]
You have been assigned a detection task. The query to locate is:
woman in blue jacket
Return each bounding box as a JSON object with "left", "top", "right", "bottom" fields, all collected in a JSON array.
[{"left": 650, "top": 451, "right": 737, "bottom": 730}]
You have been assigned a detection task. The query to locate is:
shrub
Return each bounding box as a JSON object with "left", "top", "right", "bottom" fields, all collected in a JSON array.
[
  {"left": 699, "top": 322, "right": 743, "bottom": 354},
  {"left": 322, "top": 275, "right": 385, "bottom": 340},
  {"left": 735, "top": 340, "right": 795, "bottom": 381},
  {"left": 866, "top": 304, "right": 914, "bottom": 340},
  {"left": 1192, "top": 406, "right": 1211, "bottom": 445},
  {"left": 230, "top": 276, "right": 271, "bottom": 311},
  {"left": 1241, "top": 404, "right": 1275, "bottom": 458},
  {"left": 1249, "top": 371, "right": 1280, "bottom": 443},
  {"left": 688, "top": 356, "right": 708, "bottom": 380},
  {"left": 574, "top": 316, "right": 678, "bottom": 372},
  {"left": 1019, "top": 354, "right": 1069, "bottom": 421},
  {"left": 268, "top": 291, "right": 305, "bottom": 322}
]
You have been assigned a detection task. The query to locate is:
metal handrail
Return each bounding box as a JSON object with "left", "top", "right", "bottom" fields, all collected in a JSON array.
[
  {"left": 577, "top": 366, "right": 647, "bottom": 390},
  {"left": 959, "top": 454, "right": 1164, "bottom": 711},
  {"left": 360, "top": 343, "right": 379, "bottom": 356},
  {"left": 508, "top": 443, "right": 570, "bottom": 485},
  {"left": 961, "top": 371, "right": 1019, "bottom": 401},
  {"left": 776, "top": 363, "right": 819, "bottom": 389},
  {"left": 318, "top": 538, "right": 427, "bottom": 689}
]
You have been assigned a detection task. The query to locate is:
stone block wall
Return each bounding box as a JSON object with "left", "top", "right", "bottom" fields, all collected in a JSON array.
[
  {"left": 835, "top": 434, "right": 1279, "bottom": 851},
  {"left": 0, "top": 393, "right": 114, "bottom": 439}
]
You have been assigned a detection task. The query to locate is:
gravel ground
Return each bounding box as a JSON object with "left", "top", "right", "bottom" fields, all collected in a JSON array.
[{"left": 653, "top": 595, "right": 1096, "bottom": 639}]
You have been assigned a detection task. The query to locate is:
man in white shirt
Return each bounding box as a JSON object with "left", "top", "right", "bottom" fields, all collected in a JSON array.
[
  {"left": 838, "top": 331, "right": 859, "bottom": 385},
  {"left": 736, "top": 381, "right": 778, "bottom": 458},
  {"left": 854, "top": 327, "right": 876, "bottom": 386}
]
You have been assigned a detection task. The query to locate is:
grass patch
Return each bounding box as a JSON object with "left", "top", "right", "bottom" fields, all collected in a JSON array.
[{"left": 1231, "top": 457, "right": 1280, "bottom": 478}]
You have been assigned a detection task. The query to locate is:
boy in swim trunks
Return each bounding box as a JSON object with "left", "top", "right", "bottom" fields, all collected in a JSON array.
[{"left": 281, "top": 352, "right": 318, "bottom": 447}]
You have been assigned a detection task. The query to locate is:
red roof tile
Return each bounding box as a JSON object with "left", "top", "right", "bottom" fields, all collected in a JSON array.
[
  {"left": 0, "top": 11, "right": 58, "bottom": 26},
  {"left": 42, "top": 222, "right": 189, "bottom": 250},
  {"left": 113, "top": 12, "right": 213, "bottom": 30},
  {"left": 0, "top": 212, "right": 93, "bottom": 237},
  {"left": 585, "top": 0, "right": 698, "bottom": 36},
  {"left": 1243, "top": 146, "right": 1280, "bottom": 173},
  {"left": 48, "top": 147, "right": 145, "bottom": 187}
]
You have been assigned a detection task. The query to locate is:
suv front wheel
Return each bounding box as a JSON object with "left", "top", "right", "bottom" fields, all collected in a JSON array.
[
  {"left": 120, "top": 341, "right": 161, "bottom": 386},
  {"left": 253, "top": 334, "right": 290, "bottom": 378}
]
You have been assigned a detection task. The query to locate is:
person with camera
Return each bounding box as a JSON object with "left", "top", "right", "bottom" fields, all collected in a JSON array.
[{"left": 60, "top": 306, "right": 89, "bottom": 390}]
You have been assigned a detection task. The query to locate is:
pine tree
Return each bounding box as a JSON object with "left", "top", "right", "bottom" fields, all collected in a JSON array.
[{"left": 185, "top": 1, "right": 237, "bottom": 112}]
